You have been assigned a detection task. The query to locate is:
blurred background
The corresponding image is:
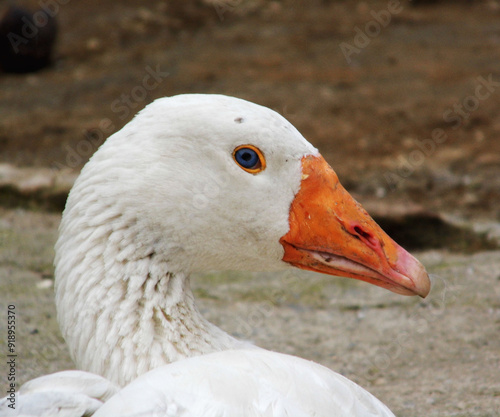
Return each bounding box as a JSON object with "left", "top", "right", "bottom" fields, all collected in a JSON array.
[{"left": 1, "top": 1, "right": 500, "bottom": 416}]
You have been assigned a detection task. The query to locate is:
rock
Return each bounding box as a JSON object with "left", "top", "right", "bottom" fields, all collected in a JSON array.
[{"left": 0, "top": 164, "right": 76, "bottom": 211}]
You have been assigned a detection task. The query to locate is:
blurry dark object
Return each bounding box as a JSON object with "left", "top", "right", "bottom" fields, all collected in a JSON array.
[{"left": 0, "top": 5, "right": 58, "bottom": 73}]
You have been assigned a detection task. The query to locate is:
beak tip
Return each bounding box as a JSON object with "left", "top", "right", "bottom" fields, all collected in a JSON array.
[
  {"left": 418, "top": 271, "right": 431, "bottom": 298},
  {"left": 396, "top": 247, "right": 431, "bottom": 298},
  {"left": 416, "top": 275, "right": 431, "bottom": 298}
]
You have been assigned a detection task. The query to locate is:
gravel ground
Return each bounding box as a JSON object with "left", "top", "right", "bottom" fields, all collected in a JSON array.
[{"left": 1, "top": 207, "right": 499, "bottom": 417}]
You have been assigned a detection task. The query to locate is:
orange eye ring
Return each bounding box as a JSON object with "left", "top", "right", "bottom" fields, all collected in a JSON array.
[{"left": 232, "top": 145, "right": 266, "bottom": 174}]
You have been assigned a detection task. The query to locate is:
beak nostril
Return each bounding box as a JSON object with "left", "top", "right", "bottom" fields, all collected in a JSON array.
[
  {"left": 352, "top": 225, "right": 379, "bottom": 249},
  {"left": 353, "top": 225, "right": 369, "bottom": 239}
]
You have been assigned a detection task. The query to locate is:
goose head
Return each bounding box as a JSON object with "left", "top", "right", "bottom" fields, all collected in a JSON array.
[{"left": 69, "top": 94, "right": 429, "bottom": 297}]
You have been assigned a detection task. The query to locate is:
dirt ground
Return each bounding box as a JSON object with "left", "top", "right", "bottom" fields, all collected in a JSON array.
[{"left": 1, "top": 0, "right": 500, "bottom": 416}]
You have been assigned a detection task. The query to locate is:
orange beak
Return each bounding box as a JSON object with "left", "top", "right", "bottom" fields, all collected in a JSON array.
[{"left": 280, "top": 155, "right": 430, "bottom": 297}]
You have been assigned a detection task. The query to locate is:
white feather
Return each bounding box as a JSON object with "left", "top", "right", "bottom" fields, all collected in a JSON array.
[
  {"left": 93, "top": 350, "right": 394, "bottom": 417},
  {"left": 0, "top": 371, "right": 118, "bottom": 417}
]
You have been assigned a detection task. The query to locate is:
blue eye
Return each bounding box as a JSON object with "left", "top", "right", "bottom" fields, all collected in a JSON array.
[
  {"left": 233, "top": 145, "right": 266, "bottom": 173},
  {"left": 235, "top": 148, "right": 259, "bottom": 168}
]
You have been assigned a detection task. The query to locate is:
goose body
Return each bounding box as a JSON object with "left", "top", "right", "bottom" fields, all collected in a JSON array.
[
  {"left": 94, "top": 349, "right": 394, "bottom": 417},
  {"left": 1, "top": 94, "right": 430, "bottom": 416}
]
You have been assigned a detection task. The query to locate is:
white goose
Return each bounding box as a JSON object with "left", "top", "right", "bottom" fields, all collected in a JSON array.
[{"left": 2, "top": 94, "right": 430, "bottom": 417}]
